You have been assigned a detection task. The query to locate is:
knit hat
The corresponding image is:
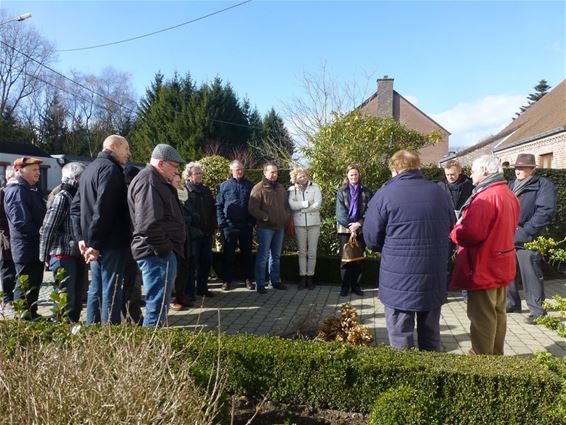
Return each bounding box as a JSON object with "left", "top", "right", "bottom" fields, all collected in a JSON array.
[
  {"left": 13, "top": 157, "right": 43, "bottom": 171},
  {"left": 151, "top": 144, "right": 184, "bottom": 164}
]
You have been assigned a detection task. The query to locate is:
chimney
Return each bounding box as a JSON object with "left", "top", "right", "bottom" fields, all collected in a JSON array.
[{"left": 376, "top": 76, "right": 394, "bottom": 118}]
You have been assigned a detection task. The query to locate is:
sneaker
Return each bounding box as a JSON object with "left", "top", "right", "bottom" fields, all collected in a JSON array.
[
  {"left": 257, "top": 286, "right": 267, "bottom": 294},
  {"left": 245, "top": 280, "right": 256, "bottom": 290},
  {"left": 222, "top": 282, "right": 231, "bottom": 291}
]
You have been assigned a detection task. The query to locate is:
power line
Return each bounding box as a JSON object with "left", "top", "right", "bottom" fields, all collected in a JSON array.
[{"left": 57, "top": 0, "right": 252, "bottom": 52}]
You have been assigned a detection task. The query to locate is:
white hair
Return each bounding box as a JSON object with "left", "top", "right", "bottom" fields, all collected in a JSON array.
[
  {"left": 230, "top": 160, "right": 243, "bottom": 169},
  {"left": 183, "top": 161, "right": 202, "bottom": 180},
  {"left": 471, "top": 155, "right": 502, "bottom": 175},
  {"left": 5, "top": 165, "right": 15, "bottom": 180},
  {"left": 61, "top": 162, "right": 86, "bottom": 183}
]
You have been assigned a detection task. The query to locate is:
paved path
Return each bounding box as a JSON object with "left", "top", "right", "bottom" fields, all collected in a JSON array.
[{"left": 5, "top": 277, "right": 566, "bottom": 357}]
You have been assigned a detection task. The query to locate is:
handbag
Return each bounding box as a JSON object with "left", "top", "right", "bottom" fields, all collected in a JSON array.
[
  {"left": 286, "top": 216, "right": 295, "bottom": 237},
  {"left": 341, "top": 233, "right": 364, "bottom": 263}
]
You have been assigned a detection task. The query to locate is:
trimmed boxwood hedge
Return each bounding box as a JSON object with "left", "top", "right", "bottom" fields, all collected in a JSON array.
[{"left": 0, "top": 323, "right": 564, "bottom": 424}]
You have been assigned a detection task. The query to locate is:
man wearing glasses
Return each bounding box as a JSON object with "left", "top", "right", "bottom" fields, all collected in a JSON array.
[{"left": 127, "top": 144, "right": 186, "bottom": 326}]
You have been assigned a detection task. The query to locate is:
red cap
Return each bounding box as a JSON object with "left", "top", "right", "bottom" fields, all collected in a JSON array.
[{"left": 13, "top": 157, "right": 43, "bottom": 171}]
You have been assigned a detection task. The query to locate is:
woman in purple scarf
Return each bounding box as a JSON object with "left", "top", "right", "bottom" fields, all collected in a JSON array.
[{"left": 335, "top": 164, "right": 372, "bottom": 296}]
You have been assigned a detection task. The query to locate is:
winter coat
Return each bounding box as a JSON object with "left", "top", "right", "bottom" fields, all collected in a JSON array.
[
  {"left": 216, "top": 177, "right": 255, "bottom": 229},
  {"left": 363, "top": 170, "right": 454, "bottom": 311},
  {"left": 70, "top": 151, "right": 131, "bottom": 252},
  {"left": 128, "top": 165, "right": 186, "bottom": 260},
  {"left": 39, "top": 181, "right": 80, "bottom": 262},
  {"left": 509, "top": 174, "right": 556, "bottom": 246},
  {"left": 288, "top": 181, "right": 322, "bottom": 227},
  {"left": 450, "top": 181, "right": 520, "bottom": 291},
  {"left": 248, "top": 178, "right": 290, "bottom": 230},
  {"left": 0, "top": 182, "right": 16, "bottom": 262},
  {"left": 186, "top": 182, "right": 217, "bottom": 237},
  {"left": 437, "top": 175, "right": 474, "bottom": 212},
  {"left": 335, "top": 184, "right": 372, "bottom": 234},
  {"left": 3, "top": 176, "right": 46, "bottom": 264}
]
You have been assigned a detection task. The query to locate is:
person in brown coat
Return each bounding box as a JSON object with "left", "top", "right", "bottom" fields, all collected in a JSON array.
[{"left": 248, "top": 162, "right": 290, "bottom": 294}]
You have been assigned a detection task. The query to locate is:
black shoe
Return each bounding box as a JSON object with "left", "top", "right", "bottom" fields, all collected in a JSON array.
[
  {"left": 306, "top": 276, "right": 314, "bottom": 290},
  {"left": 257, "top": 286, "right": 267, "bottom": 294},
  {"left": 298, "top": 276, "right": 306, "bottom": 290},
  {"left": 506, "top": 306, "right": 522, "bottom": 313},
  {"left": 526, "top": 313, "right": 547, "bottom": 324},
  {"left": 340, "top": 287, "right": 349, "bottom": 297},
  {"left": 272, "top": 283, "right": 287, "bottom": 290},
  {"left": 352, "top": 286, "right": 364, "bottom": 296},
  {"left": 197, "top": 290, "right": 215, "bottom": 298}
]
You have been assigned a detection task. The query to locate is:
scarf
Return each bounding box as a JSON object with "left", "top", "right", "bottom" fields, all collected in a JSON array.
[
  {"left": 348, "top": 183, "right": 360, "bottom": 221},
  {"left": 262, "top": 177, "right": 277, "bottom": 188},
  {"left": 512, "top": 175, "right": 533, "bottom": 195},
  {"left": 459, "top": 173, "right": 507, "bottom": 214}
]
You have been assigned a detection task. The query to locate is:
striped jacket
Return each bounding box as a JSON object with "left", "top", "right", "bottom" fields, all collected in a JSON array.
[{"left": 39, "top": 182, "right": 80, "bottom": 262}]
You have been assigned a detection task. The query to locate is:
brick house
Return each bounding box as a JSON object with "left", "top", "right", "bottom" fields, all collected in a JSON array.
[
  {"left": 358, "top": 76, "right": 450, "bottom": 165},
  {"left": 440, "top": 79, "right": 566, "bottom": 169}
]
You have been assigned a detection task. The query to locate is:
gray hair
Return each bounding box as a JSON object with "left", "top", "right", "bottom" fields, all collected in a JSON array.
[
  {"left": 5, "top": 165, "right": 15, "bottom": 180},
  {"left": 230, "top": 160, "right": 243, "bottom": 169},
  {"left": 61, "top": 162, "right": 86, "bottom": 184},
  {"left": 471, "top": 155, "right": 502, "bottom": 175},
  {"left": 182, "top": 161, "right": 202, "bottom": 180}
]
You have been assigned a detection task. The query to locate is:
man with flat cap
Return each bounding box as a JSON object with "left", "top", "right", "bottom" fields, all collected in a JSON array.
[
  {"left": 506, "top": 153, "right": 556, "bottom": 322},
  {"left": 3, "top": 157, "right": 46, "bottom": 319},
  {"left": 128, "top": 144, "right": 186, "bottom": 326}
]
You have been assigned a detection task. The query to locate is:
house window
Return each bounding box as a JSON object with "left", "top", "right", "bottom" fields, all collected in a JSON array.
[
  {"left": 539, "top": 153, "right": 553, "bottom": 168},
  {"left": 0, "top": 165, "right": 6, "bottom": 187}
]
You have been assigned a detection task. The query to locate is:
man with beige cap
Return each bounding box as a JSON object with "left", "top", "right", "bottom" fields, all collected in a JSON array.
[
  {"left": 3, "top": 157, "right": 46, "bottom": 319},
  {"left": 506, "top": 153, "right": 556, "bottom": 322}
]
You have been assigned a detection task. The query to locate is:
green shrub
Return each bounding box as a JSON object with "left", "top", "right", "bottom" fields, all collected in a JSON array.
[
  {"left": 368, "top": 384, "right": 442, "bottom": 425},
  {"left": 198, "top": 155, "right": 230, "bottom": 197}
]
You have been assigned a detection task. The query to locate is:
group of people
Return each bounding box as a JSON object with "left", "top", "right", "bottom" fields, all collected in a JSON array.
[
  {"left": 0, "top": 136, "right": 558, "bottom": 355},
  {"left": 362, "top": 150, "right": 556, "bottom": 355}
]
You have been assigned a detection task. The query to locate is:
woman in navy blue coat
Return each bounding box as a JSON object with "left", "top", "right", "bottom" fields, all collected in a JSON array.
[{"left": 363, "top": 150, "right": 454, "bottom": 351}]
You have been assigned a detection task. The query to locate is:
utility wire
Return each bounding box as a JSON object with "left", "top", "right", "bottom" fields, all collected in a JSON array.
[
  {"left": 1, "top": 37, "right": 263, "bottom": 130},
  {"left": 57, "top": 0, "right": 252, "bottom": 52}
]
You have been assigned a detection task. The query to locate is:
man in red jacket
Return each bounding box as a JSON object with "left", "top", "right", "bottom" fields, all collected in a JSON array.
[{"left": 450, "top": 155, "right": 520, "bottom": 355}]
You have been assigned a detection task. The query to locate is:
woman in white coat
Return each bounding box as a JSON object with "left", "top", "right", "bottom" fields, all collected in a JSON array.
[{"left": 288, "top": 168, "right": 322, "bottom": 289}]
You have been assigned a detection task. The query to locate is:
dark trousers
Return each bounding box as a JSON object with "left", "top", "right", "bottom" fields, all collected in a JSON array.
[
  {"left": 222, "top": 226, "right": 254, "bottom": 284},
  {"left": 174, "top": 254, "right": 189, "bottom": 300},
  {"left": 14, "top": 261, "right": 44, "bottom": 317},
  {"left": 0, "top": 258, "right": 16, "bottom": 303},
  {"left": 384, "top": 305, "right": 442, "bottom": 351},
  {"left": 123, "top": 255, "right": 142, "bottom": 325},
  {"left": 187, "top": 235, "right": 213, "bottom": 297},
  {"left": 507, "top": 248, "right": 546, "bottom": 317},
  {"left": 339, "top": 233, "right": 364, "bottom": 290},
  {"left": 49, "top": 256, "right": 86, "bottom": 322}
]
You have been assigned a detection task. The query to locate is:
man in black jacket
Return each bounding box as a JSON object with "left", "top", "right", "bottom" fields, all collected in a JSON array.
[
  {"left": 438, "top": 160, "right": 474, "bottom": 214},
  {"left": 128, "top": 144, "right": 185, "bottom": 327},
  {"left": 4, "top": 157, "right": 46, "bottom": 319},
  {"left": 506, "top": 153, "right": 556, "bottom": 321},
  {"left": 71, "top": 135, "right": 131, "bottom": 324}
]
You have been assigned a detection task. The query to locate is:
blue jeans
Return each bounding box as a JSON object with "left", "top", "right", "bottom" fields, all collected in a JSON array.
[
  {"left": 86, "top": 249, "right": 126, "bottom": 325},
  {"left": 384, "top": 305, "right": 442, "bottom": 351},
  {"left": 137, "top": 252, "right": 177, "bottom": 327},
  {"left": 49, "top": 256, "right": 86, "bottom": 322},
  {"left": 255, "top": 228, "right": 284, "bottom": 287}
]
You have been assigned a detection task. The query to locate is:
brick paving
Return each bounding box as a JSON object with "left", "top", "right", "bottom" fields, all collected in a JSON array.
[{"left": 3, "top": 276, "right": 566, "bottom": 358}]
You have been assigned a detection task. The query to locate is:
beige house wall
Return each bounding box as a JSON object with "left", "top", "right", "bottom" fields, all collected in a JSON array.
[{"left": 497, "top": 132, "right": 566, "bottom": 169}]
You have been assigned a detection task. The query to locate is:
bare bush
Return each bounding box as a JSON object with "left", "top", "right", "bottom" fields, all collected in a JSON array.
[{"left": 0, "top": 326, "right": 226, "bottom": 424}]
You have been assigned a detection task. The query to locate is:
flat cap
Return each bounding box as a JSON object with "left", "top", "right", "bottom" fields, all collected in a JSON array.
[
  {"left": 151, "top": 144, "right": 184, "bottom": 164},
  {"left": 13, "top": 157, "right": 43, "bottom": 171}
]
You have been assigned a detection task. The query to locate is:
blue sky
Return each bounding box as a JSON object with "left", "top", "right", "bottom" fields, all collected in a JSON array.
[{"left": 3, "top": 0, "right": 565, "bottom": 149}]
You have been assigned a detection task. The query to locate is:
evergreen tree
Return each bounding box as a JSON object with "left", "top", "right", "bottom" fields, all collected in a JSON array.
[
  {"left": 515, "top": 79, "right": 551, "bottom": 118},
  {"left": 41, "top": 93, "right": 68, "bottom": 154},
  {"left": 260, "top": 108, "right": 294, "bottom": 166},
  {"left": 0, "top": 105, "right": 33, "bottom": 143}
]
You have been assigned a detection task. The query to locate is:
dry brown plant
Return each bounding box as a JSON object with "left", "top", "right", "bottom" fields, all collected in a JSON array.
[
  {"left": 0, "top": 325, "right": 227, "bottom": 424},
  {"left": 317, "top": 303, "right": 373, "bottom": 346}
]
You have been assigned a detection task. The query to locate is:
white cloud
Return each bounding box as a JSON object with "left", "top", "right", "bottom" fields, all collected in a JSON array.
[{"left": 430, "top": 94, "right": 526, "bottom": 150}]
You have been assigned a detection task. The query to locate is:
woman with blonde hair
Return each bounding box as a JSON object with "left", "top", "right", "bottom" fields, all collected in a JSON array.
[
  {"left": 335, "top": 164, "right": 372, "bottom": 296},
  {"left": 288, "top": 167, "right": 322, "bottom": 289}
]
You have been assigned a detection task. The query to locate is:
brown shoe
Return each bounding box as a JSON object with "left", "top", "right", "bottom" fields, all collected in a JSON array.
[
  {"left": 245, "top": 280, "right": 256, "bottom": 290},
  {"left": 222, "top": 282, "right": 231, "bottom": 291},
  {"left": 170, "top": 301, "right": 183, "bottom": 311}
]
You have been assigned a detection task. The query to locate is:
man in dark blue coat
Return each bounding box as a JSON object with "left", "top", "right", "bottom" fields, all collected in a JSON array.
[
  {"left": 506, "top": 153, "right": 556, "bottom": 321},
  {"left": 363, "top": 150, "right": 454, "bottom": 351},
  {"left": 71, "top": 134, "right": 132, "bottom": 324},
  {"left": 4, "top": 157, "right": 46, "bottom": 319},
  {"left": 216, "top": 160, "right": 255, "bottom": 291}
]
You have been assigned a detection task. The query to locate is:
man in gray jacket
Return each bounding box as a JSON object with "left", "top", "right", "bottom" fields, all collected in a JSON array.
[{"left": 127, "top": 144, "right": 185, "bottom": 326}]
